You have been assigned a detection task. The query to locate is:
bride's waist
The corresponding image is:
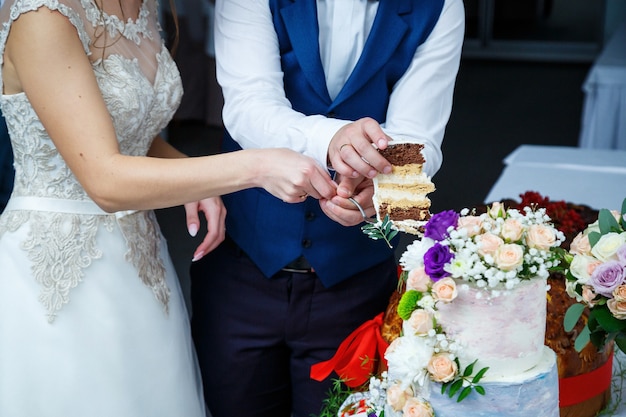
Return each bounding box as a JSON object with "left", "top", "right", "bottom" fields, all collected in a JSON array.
[{"left": 4, "top": 196, "right": 138, "bottom": 218}]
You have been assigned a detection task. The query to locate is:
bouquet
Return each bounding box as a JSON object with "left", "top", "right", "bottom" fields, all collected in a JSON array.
[
  {"left": 318, "top": 202, "right": 565, "bottom": 417},
  {"left": 563, "top": 198, "right": 626, "bottom": 354}
]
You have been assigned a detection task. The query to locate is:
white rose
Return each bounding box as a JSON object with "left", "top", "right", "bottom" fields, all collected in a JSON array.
[
  {"left": 591, "top": 232, "right": 626, "bottom": 262},
  {"left": 569, "top": 254, "right": 602, "bottom": 283}
]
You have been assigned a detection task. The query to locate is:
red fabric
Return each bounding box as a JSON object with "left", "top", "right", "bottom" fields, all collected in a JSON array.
[
  {"left": 310, "top": 312, "right": 389, "bottom": 388},
  {"left": 559, "top": 352, "right": 613, "bottom": 407}
]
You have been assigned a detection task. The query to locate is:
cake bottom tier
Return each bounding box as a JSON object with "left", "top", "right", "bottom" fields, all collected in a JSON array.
[{"left": 427, "top": 346, "right": 559, "bottom": 417}]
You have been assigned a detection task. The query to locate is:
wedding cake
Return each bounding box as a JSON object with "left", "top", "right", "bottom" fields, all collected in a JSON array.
[{"left": 320, "top": 203, "right": 564, "bottom": 417}]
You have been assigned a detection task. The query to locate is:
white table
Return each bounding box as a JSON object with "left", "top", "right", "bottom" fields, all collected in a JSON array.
[
  {"left": 579, "top": 19, "right": 626, "bottom": 150},
  {"left": 484, "top": 145, "right": 626, "bottom": 211}
]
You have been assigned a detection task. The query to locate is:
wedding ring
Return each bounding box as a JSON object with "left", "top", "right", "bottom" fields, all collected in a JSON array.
[
  {"left": 300, "top": 193, "right": 308, "bottom": 199},
  {"left": 339, "top": 143, "right": 351, "bottom": 152}
]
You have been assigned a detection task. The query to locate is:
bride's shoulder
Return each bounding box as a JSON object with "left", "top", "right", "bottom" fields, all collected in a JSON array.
[{"left": 0, "top": 0, "right": 91, "bottom": 53}]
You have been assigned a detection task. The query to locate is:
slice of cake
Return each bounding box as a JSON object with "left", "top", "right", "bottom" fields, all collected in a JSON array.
[{"left": 372, "top": 142, "right": 435, "bottom": 234}]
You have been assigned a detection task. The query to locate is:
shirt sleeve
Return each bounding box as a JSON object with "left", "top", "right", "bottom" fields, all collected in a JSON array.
[
  {"left": 214, "top": 0, "right": 465, "bottom": 174},
  {"left": 383, "top": 0, "right": 465, "bottom": 177},
  {"left": 214, "top": 0, "right": 346, "bottom": 167}
]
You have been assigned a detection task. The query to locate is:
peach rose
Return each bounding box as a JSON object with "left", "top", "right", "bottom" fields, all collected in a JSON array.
[
  {"left": 407, "top": 309, "right": 434, "bottom": 335},
  {"left": 494, "top": 243, "right": 524, "bottom": 271},
  {"left": 582, "top": 285, "right": 597, "bottom": 307},
  {"left": 427, "top": 353, "right": 458, "bottom": 383},
  {"left": 476, "top": 233, "right": 504, "bottom": 257},
  {"left": 501, "top": 218, "right": 524, "bottom": 242},
  {"left": 613, "top": 285, "right": 626, "bottom": 302},
  {"left": 386, "top": 383, "right": 413, "bottom": 411},
  {"left": 570, "top": 232, "right": 592, "bottom": 256},
  {"left": 407, "top": 267, "right": 432, "bottom": 292},
  {"left": 526, "top": 224, "right": 557, "bottom": 250},
  {"left": 608, "top": 298, "right": 626, "bottom": 320},
  {"left": 457, "top": 216, "right": 482, "bottom": 237},
  {"left": 402, "top": 397, "right": 434, "bottom": 417},
  {"left": 432, "top": 277, "right": 457, "bottom": 303}
]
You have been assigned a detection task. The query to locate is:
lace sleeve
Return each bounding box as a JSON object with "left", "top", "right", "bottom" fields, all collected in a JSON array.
[{"left": 0, "top": 0, "right": 92, "bottom": 93}]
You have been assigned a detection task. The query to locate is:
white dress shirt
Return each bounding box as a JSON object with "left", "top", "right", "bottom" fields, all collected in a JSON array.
[{"left": 214, "top": 0, "right": 465, "bottom": 177}]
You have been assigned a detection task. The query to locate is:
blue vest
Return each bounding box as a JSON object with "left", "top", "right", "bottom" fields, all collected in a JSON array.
[{"left": 222, "top": 0, "right": 444, "bottom": 287}]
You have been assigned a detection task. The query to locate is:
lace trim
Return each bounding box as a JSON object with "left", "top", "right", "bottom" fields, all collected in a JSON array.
[
  {"left": 0, "top": 210, "right": 169, "bottom": 322},
  {"left": 81, "top": 0, "right": 153, "bottom": 44},
  {"left": 118, "top": 211, "right": 170, "bottom": 315}
]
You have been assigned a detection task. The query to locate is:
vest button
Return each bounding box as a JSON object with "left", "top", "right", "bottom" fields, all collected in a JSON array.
[
  {"left": 305, "top": 211, "right": 316, "bottom": 221},
  {"left": 301, "top": 239, "right": 312, "bottom": 248}
]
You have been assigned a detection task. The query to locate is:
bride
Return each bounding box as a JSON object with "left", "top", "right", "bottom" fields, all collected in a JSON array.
[{"left": 0, "top": 0, "right": 336, "bottom": 415}]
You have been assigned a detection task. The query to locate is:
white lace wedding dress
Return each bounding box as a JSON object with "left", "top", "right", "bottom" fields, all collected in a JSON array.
[{"left": 0, "top": 1, "right": 206, "bottom": 416}]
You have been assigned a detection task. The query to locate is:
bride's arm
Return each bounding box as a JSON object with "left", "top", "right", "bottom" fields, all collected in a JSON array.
[{"left": 4, "top": 7, "right": 337, "bottom": 213}]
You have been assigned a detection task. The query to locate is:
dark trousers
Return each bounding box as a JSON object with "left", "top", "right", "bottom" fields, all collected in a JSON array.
[{"left": 190, "top": 237, "right": 397, "bottom": 417}]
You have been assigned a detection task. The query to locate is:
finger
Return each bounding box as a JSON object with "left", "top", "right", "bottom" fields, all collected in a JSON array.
[
  {"left": 320, "top": 199, "right": 367, "bottom": 227},
  {"left": 184, "top": 202, "right": 201, "bottom": 237},
  {"left": 334, "top": 175, "right": 362, "bottom": 198},
  {"left": 338, "top": 143, "right": 378, "bottom": 179},
  {"left": 307, "top": 168, "right": 338, "bottom": 200}
]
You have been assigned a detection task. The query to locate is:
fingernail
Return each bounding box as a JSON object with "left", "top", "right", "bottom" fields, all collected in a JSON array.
[
  {"left": 383, "top": 165, "right": 392, "bottom": 174},
  {"left": 368, "top": 169, "right": 377, "bottom": 178},
  {"left": 192, "top": 251, "right": 205, "bottom": 262},
  {"left": 188, "top": 224, "right": 198, "bottom": 237},
  {"left": 377, "top": 139, "right": 387, "bottom": 148}
]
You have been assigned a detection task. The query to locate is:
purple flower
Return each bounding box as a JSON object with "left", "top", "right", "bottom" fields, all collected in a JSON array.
[
  {"left": 424, "top": 210, "right": 459, "bottom": 241},
  {"left": 590, "top": 260, "right": 626, "bottom": 297},
  {"left": 424, "top": 242, "right": 453, "bottom": 281}
]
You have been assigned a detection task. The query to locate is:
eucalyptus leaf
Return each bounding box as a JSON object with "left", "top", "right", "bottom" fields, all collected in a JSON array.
[
  {"left": 598, "top": 208, "right": 621, "bottom": 234},
  {"left": 621, "top": 197, "right": 626, "bottom": 229},
  {"left": 564, "top": 303, "right": 586, "bottom": 332},
  {"left": 574, "top": 325, "right": 591, "bottom": 352},
  {"left": 588, "top": 231, "right": 601, "bottom": 247}
]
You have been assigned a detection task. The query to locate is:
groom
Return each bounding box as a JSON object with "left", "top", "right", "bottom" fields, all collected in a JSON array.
[{"left": 190, "top": 1, "right": 465, "bottom": 416}]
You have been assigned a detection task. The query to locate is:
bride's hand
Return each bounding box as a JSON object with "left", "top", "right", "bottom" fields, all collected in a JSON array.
[
  {"left": 184, "top": 197, "right": 227, "bottom": 262},
  {"left": 255, "top": 149, "right": 338, "bottom": 203}
]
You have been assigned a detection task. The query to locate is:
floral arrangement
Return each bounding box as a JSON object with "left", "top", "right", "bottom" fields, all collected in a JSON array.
[
  {"left": 319, "top": 202, "right": 565, "bottom": 417},
  {"left": 563, "top": 198, "right": 626, "bottom": 354}
]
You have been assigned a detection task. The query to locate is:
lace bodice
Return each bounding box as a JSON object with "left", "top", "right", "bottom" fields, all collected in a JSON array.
[
  {"left": 0, "top": 0, "right": 183, "bottom": 321},
  {"left": 0, "top": 0, "right": 182, "bottom": 200}
]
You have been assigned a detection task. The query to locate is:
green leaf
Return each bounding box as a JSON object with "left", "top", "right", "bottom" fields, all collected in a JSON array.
[
  {"left": 472, "top": 367, "right": 489, "bottom": 383},
  {"left": 621, "top": 197, "right": 626, "bottom": 229},
  {"left": 574, "top": 325, "right": 591, "bottom": 352},
  {"left": 447, "top": 379, "right": 464, "bottom": 397},
  {"left": 615, "top": 332, "right": 626, "bottom": 354},
  {"left": 457, "top": 386, "right": 472, "bottom": 402},
  {"left": 591, "top": 306, "right": 626, "bottom": 333},
  {"left": 474, "top": 385, "right": 486, "bottom": 396},
  {"left": 588, "top": 231, "right": 601, "bottom": 247},
  {"left": 598, "top": 208, "right": 621, "bottom": 234},
  {"left": 564, "top": 303, "right": 586, "bottom": 332},
  {"left": 463, "top": 360, "right": 476, "bottom": 377}
]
